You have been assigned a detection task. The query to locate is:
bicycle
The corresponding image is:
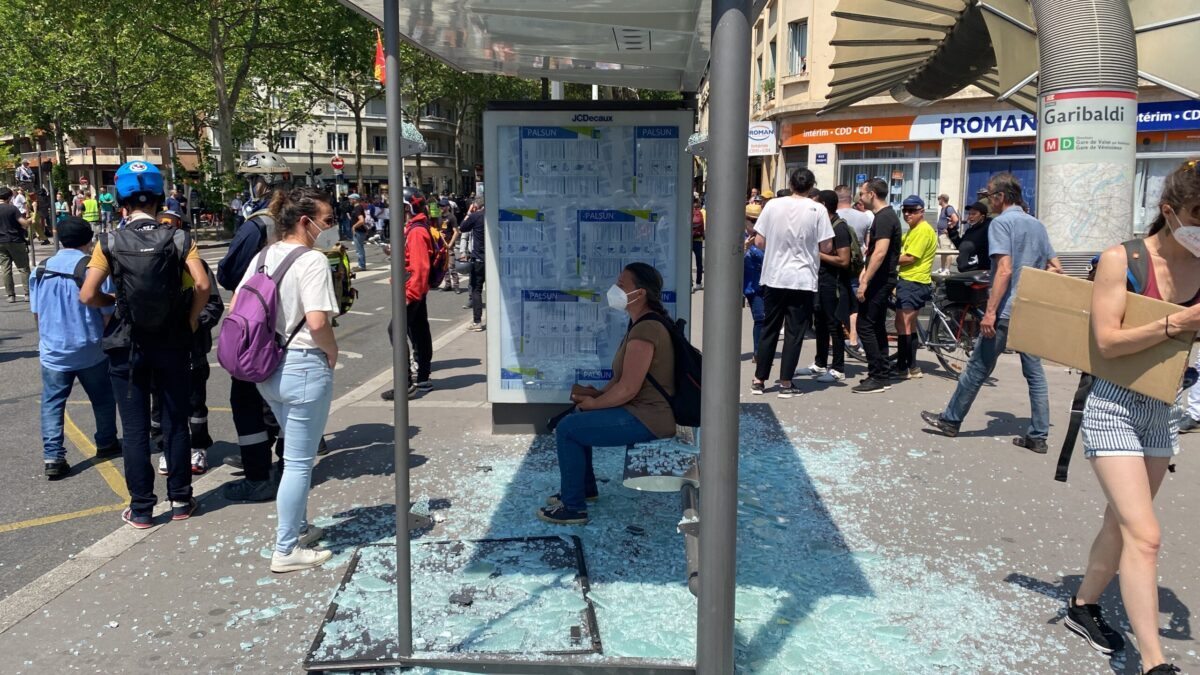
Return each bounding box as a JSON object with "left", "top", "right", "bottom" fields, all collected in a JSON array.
[{"left": 919, "top": 271, "right": 989, "bottom": 376}]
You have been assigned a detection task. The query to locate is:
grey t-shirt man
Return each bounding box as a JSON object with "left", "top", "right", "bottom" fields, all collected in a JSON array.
[{"left": 988, "top": 205, "right": 1055, "bottom": 320}]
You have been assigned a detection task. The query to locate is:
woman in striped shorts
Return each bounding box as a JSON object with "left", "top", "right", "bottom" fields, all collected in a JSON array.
[{"left": 1066, "top": 161, "right": 1200, "bottom": 674}]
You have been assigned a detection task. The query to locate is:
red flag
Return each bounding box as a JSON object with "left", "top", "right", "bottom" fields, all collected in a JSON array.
[{"left": 374, "top": 30, "right": 386, "bottom": 85}]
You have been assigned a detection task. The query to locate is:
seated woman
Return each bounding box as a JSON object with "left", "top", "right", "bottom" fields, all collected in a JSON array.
[{"left": 539, "top": 262, "right": 677, "bottom": 525}]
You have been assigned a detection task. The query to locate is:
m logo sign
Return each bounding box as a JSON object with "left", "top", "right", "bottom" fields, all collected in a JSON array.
[{"left": 1044, "top": 138, "right": 1059, "bottom": 152}]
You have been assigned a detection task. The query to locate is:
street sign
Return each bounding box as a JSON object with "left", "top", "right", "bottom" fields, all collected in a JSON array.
[
  {"left": 331, "top": 156, "right": 345, "bottom": 170},
  {"left": 79, "top": 176, "right": 89, "bottom": 185}
]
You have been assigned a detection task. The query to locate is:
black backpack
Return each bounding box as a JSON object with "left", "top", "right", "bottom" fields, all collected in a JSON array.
[
  {"left": 634, "top": 313, "right": 703, "bottom": 427},
  {"left": 34, "top": 256, "right": 89, "bottom": 289},
  {"left": 101, "top": 222, "right": 190, "bottom": 335}
]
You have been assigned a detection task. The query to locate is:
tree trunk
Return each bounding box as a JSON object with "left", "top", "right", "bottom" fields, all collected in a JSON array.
[
  {"left": 353, "top": 108, "right": 364, "bottom": 194},
  {"left": 209, "top": 17, "right": 236, "bottom": 174},
  {"left": 114, "top": 118, "right": 127, "bottom": 164},
  {"left": 52, "top": 119, "right": 67, "bottom": 166}
]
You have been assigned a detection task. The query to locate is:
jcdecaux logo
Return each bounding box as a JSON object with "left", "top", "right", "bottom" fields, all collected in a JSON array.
[{"left": 572, "top": 114, "right": 613, "bottom": 122}]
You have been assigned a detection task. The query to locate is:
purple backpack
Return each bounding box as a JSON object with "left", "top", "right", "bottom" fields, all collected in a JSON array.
[{"left": 217, "top": 246, "right": 308, "bottom": 382}]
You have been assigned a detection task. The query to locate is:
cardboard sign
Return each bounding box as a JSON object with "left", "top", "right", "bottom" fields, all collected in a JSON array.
[{"left": 1008, "top": 268, "right": 1195, "bottom": 404}]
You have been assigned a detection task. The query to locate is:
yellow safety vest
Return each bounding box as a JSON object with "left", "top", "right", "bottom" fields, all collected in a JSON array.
[{"left": 82, "top": 198, "right": 100, "bottom": 222}]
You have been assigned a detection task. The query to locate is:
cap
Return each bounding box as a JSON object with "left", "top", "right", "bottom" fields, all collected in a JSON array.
[
  {"left": 57, "top": 216, "right": 94, "bottom": 248},
  {"left": 760, "top": 190, "right": 775, "bottom": 199},
  {"left": 965, "top": 201, "right": 989, "bottom": 215},
  {"left": 348, "top": 193, "right": 361, "bottom": 200},
  {"left": 901, "top": 194, "right": 925, "bottom": 209},
  {"left": 745, "top": 203, "right": 762, "bottom": 220}
]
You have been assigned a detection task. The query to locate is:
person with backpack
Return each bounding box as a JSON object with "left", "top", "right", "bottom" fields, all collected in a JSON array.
[
  {"left": 31, "top": 216, "right": 121, "bottom": 479},
  {"left": 226, "top": 186, "right": 339, "bottom": 572},
  {"left": 79, "top": 160, "right": 211, "bottom": 528},
  {"left": 540, "top": 262, "right": 689, "bottom": 526},
  {"left": 1061, "top": 162, "right": 1200, "bottom": 674},
  {"left": 798, "top": 190, "right": 853, "bottom": 383},
  {"left": 217, "top": 153, "right": 291, "bottom": 503}
]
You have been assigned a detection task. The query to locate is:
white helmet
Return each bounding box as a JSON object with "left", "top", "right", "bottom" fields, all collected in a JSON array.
[{"left": 238, "top": 152, "right": 292, "bottom": 185}]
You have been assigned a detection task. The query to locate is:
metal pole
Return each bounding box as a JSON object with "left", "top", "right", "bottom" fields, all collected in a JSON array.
[
  {"left": 167, "top": 121, "right": 178, "bottom": 189},
  {"left": 697, "top": 1, "right": 749, "bottom": 674},
  {"left": 383, "top": 0, "right": 413, "bottom": 659}
]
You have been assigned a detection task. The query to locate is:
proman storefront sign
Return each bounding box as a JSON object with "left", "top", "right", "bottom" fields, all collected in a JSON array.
[{"left": 748, "top": 121, "right": 777, "bottom": 156}]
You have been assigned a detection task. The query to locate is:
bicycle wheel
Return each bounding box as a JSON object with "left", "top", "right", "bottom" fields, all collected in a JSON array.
[{"left": 928, "top": 305, "right": 979, "bottom": 376}]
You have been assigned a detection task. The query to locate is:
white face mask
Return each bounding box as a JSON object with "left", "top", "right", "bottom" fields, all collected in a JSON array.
[
  {"left": 1169, "top": 212, "right": 1200, "bottom": 258},
  {"left": 606, "top": 284, "right": 632, "bottom": 310},
  {"left": 307, "top": 216, "right": 340, "bottom": 250}
]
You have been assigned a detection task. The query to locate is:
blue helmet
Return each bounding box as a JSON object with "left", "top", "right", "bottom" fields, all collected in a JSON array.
[{"left": 114, "top": 161, "right": 165, "bottom": 205}]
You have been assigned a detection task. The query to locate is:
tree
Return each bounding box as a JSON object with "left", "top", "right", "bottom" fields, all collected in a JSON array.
[{"left": 441, "top": 72, "right": 539, "bottom": 188}]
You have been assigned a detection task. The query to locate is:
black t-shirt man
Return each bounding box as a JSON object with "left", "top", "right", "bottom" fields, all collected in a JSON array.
[
  {"left": 818, "top": 218, "right": 853, "bottom": 288},
  {"left": 865, "top": 206, "right": 901, "bottom": 286},
  {"left": 351, "top": 204, "right": 366, "bottom": 231},
  {"left": 0, "top": 203, "right": 28, "bottom": 244}
]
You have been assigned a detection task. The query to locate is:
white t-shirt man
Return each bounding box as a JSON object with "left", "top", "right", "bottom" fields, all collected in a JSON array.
[
  {"left": 754, "top": 195, "right": 834, "bottom": 292},
  {"left": 837, "top": 207, "right": 873, "bottom": 249},
  {"left": 235, "top": 242, "right": 338, "bottom": 351}
]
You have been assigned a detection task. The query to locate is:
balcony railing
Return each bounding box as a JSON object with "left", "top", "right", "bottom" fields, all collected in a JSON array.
[{"left": 34, "top": 147, "right": 166, "bottom": 166}]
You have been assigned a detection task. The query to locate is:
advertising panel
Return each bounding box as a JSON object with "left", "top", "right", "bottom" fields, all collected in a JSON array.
[
  {"left": 483, "top": 108, "right": 693, "bottom": 404},
  {"left": 748, "top": 121, "right": 777, "bottom": 156}
]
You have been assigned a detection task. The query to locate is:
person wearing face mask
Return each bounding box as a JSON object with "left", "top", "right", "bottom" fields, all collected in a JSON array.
[
  {"left": 231, "top": 186, "right": 340, "bottom": 573},
  {"left": 539, "top": 262, "right": 676, "bottom": 525},
  {"left": 1057, "top": 161, "right": 1200, "bottom": 673},
  {"left": 921, "top": 171, "right": 1060, "bottom": 449}
]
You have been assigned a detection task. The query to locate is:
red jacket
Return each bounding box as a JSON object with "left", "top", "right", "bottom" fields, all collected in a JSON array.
[{"left": 404, "top": 214, "right": 433, "bottom": 303}]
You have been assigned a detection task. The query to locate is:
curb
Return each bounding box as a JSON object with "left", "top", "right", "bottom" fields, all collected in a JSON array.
[{"left": 0, "top": 318, "right": 473, "bottom": 635}]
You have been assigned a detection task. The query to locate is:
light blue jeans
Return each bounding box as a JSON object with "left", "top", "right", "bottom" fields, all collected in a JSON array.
[
  {"left": 943, "top": 319, "right": 1050, "bottom": 439},
  {"left": 257, "top": 349, "right": 333, "bottom": 554},
  {"left": 353, "top": 230, "right": 367, "bottom": 269}
]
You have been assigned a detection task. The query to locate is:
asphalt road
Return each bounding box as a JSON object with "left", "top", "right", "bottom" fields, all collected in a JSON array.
[{"left": 0, "top": 239, "right": 474, "bottom": 600}]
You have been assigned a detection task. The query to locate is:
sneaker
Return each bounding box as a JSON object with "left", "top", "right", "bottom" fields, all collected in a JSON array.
[
  {"left": 777, "top": 385, "right": 801, "bottom": 399},
  {"left": 920, "top": 410, "right": 960, "bottom": 438},
  {"left": 223, "top": 478, "right": 277, "bottom": 503},
  {"left": 1012, "top": 435, "right": 1049, "bottom": 454},
  {"left": 816, "top": 370, "right": 845, "bottom": 383},
  {"left": 795, "top": 363, "right": 823, "bottom": 377},
  {"left": 317, "top": 437, "right": 331, "bottom": 456},
  {"left": 546, "top": 492, "right": 599, "bottom": 506},
  {"left": 5, "top": 296, "right": 13, "bottom": 304},
  {"left": 171, "top": 498, "right": 198, "bottom": 521},
  {"left": 537, "top": 504, "right": 589, "bottom": 525},
  {"left": 750, "top": 381, "right": 765, "bottom": 396},
  {"left": 852, "top": 378, "right": 890, "bottom": 394},
  {"left": 907, "top": 367, "right": 923, "bottom": 380},
  {"left": 121, "top": 508, "right": 153, "bottom": 529},
  {"left": 191, "top": 450, "right": 207, "bottom": 474},
  {"left": 157, "top": 454, "right": 168, "bottom": 475},
  {"left": 1064, "top": 596, "right": 1125, "bottom": 654},
  {"left": 271, "top": 546, "right": 333, "bottom": 573},
  {"left": 408, "top": 383, "right": 418, "bottom": 396},
  {"left": 1179, "top": 415, "right": 1200, "bottom": 434},
  {"left": 44, "top": 459, "right": 70, "bottom": 480},
  {"left": 415, "top": 380, "right": 433, "bottom": 391},
  {"left": 94, "top": 440, "right": 122, "bottom": 458},
  {"left": 223, "top": 454, "right": 244, "bottom": 470},
  {"left": 380, "top": 388, "right": 395, "bottom": 401},
  {"left": 694, "top": 283, "right": 703, "bottom": 291},
  {"left": 1145, "top": 666, "right": 1181, "bottom": 675},
  {"left": 466, "top": 323, "right": 485, "bottom": 332},
  {"left": 299, "top": 525, "right": 325, "bottom": 547}
]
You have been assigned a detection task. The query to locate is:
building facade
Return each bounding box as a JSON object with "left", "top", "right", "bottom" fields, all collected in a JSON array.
[{"left": 700, "top": 0, "right": 1200, "bottom": 236}]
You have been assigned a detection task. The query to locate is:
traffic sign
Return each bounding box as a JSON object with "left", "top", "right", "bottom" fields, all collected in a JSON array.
[
  {"left": 79, "top": 176, "right": 89, "bottom": 185},
  {"left": 331, "top": 156, "right": 345, "bottom": 170}
]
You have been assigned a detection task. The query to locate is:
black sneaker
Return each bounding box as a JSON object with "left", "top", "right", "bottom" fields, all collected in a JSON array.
[
  {"left": 1012, "top": 435, "right": 1049, "bottom": 454},
  {"left": 1179, "top": 415, "right": 1200, "bottom": 434},
  {"left": 223, "top": 478, "right": 276, "bottom": 503},
  {"left": 415, "top": 380, "right": 433, "bottom": 391},
  {"left": 223, "top": 454, "right": 244, "bottom": 470},
  {"left": 750, "top": 381, "right": 765, "bottom": 396},
  {"left": 94, "top": 440, "right": 122, "bottom": 459},
  {"left": 777, "top": 385, "right": 802, "bottom": 399},
  {"left": 171, "top": 498, "right": 198, "bottom": 521},
  {"left": 1145, "top": 665, "right": 1181, "bottom": 675},
  {"left": 537, "top": 504, "right": 589, "bottom": 525},
  {"left": 920, "top": 410, "right": 960, "bottom": 437},
  {"left": 44, "top": 459, "right": 70, "bottom": 480},
  {"left": 380, "top": 389, "right": 395, "bottom": 401},
  {"left": 1064, "top": 596, "right": 1125, "bottom": 654},
  {"left": 852, "top": 378, "right": 890, "bottom": 394}
]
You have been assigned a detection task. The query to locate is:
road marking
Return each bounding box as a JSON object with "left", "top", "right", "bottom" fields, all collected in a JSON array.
[
  {"left": 0, "top": 504, "right": 125, "bottom": 534},
  {"left": 63, "top": 412, "right": 130, "bottom": 501},
  {"left": 346, "top": 311, "right": 373, "bottom": 316},
  {"left": 354, "top": 270, "right": 389, "bottom": 281},
  {"left": 67, "top": 402, "right": 232, "bottom": 413},
  {"left": 429, "top": 317, "right": 452, "bottom": 322},
  {"left": 375, "top": 306, "right": 385, "bottom": 311},
  {"left": 341, "top": 350, "right": 363, "bottom": 359}
]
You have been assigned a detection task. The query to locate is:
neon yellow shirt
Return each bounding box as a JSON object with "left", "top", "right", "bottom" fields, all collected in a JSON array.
[{"left": 899, "top": 220, "right": 937, "bottom": 284}]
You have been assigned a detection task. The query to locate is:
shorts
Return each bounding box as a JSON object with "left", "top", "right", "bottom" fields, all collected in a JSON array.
[
  {"left": 895, "top": 279, "right": 932, "bottom": 310},
  {"left": 1081, "top": 379, "right": 1179, "bottom": 459}
]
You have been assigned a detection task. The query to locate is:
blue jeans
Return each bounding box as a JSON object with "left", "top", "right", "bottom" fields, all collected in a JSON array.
[
  {"left": 943, "top": 319, "right": 1050, "bottom": 439},
  {"left": 258, "top": 349, "right": 333, "bottom": 554},
  {"left": 41, "top": 360, "right": 117, "bottom": 462},
  {"left": 746, "top": 293, "right": 766, "bottom": 355},
  {"left": 555, "top": 407, "right": 657, "bottom": 511},
  {"left": 353, "top": 230, "right": 367, "bottom": 269}
]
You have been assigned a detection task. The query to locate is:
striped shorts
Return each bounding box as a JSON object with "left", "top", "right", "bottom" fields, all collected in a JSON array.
[{"left": 1081, "top": 378, "right": 1179, "bottom": 459}]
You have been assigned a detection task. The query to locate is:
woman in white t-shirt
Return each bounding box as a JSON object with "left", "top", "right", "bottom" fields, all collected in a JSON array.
[{"left": 234, "top": 187, "right": 340, "bottom": 573}]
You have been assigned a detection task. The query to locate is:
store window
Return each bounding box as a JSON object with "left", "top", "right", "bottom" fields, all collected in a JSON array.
[
  {"left": 1133, "top": 131, "right": 1200, "bottom": 234},
  {"left": 965, "top": 139, "right": 1037, "bottom": 215},
  {"left": 838, "top": 142, "right": 940, "bottom": 211}
]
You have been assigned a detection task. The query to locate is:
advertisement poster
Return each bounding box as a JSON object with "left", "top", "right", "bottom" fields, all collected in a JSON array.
[{"left": 483, "top": 108, "right": 692, "bottom": 403}]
